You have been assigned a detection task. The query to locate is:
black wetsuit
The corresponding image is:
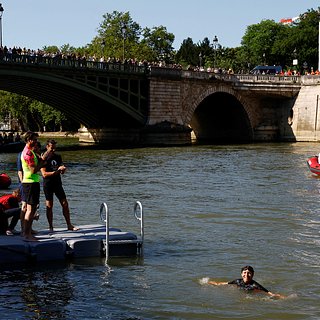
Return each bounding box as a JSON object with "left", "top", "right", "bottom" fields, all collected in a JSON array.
[
  {"left": 228, "top": 279, "right": 269, "bottom": 292},
  {"left": 43, "top": 153, "right": 66, "bottom": 201}
]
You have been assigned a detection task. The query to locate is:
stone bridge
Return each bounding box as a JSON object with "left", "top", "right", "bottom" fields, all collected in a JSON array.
[{"left": 0, "top": 56, "right": 318, "bottom": 145}]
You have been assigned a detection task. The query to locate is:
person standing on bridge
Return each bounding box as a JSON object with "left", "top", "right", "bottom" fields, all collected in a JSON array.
[{"left": 40, "top": 139, "right": 78, "bottom": 232}]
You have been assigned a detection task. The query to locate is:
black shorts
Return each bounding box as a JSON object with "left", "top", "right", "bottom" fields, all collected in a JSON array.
[
  {"left": 22, "top": 182, "right": 40, "bottom": 206},
  {"left": 43, "top": 182, "right": 66, "bottom": 201},
  {"left": 19, "top": 183, "right": 26, "bottom": 202}
]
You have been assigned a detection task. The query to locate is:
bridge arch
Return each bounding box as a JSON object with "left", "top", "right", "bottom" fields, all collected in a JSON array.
[
  {"left": 0, "top": 65, "right": 148, "bottom": 130},
  {"left": 186, "top": 86, "right": 254, "bottom": 143}
]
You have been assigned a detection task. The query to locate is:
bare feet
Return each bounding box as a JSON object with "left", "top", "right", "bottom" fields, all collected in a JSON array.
[
  {"left": 24, "top": 235, "right": 38, "bottom": 242},
  {"left": 67, "top": 225, "right": 79, "bottom": 231}
]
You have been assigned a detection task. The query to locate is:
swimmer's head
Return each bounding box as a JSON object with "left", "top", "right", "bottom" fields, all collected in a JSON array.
[
  {"left": 241, "top": 266, "right": 254, "bottom": 284},
  {"left": 241, "top": 265, "right": 254, "bottom": 275}
]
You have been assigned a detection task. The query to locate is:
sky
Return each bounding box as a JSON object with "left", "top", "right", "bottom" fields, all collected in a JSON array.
[{"left": 1, "top": 0, "right": 319, "bottom": 51}]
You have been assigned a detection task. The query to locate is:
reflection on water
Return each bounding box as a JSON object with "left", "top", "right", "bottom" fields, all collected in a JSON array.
[
  {"left": 0, "top": 263, "right": 73, "bottom": 319},
  {"left": 1, "top": 141, "right": 320, "bottom": 319}
]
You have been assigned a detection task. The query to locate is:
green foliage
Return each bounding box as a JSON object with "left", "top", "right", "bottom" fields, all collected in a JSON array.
[
  {"left": 89, "top": 11, "right": 142, "bottom": 60},
  {"left": 141, "top": 26, "right": 175, "bottom": 62},
  {"left": 86, "top": 11, "right": 175, "bottom": 63},
  {"left": 42, "top": 45, "right": 60, "bottom": 53},
  {"left": 0, "top": 91, "right": 71, "bottom": 132},
  {"left": 240, "top": 8, "right": 320, "bottom": 72},
  {"left": 175, "top": 37, "right": 199, "bottom": 67},
  {"left": 241, "top": 19, "right": 289, "bottom": 67},
  {"left": 286, "top": 9, "right": 320, "bottom": 71}
]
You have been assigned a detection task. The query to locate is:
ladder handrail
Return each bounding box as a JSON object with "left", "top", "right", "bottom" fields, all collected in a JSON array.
[
  {"left": 100, "top": 201, "right": 144, "bottom": 261},
  {"left": 134, "top": 201, "right": 144, "bottom": 256},
  {"left": 100, "top": 202, "right": 109, "bottom": 260}
]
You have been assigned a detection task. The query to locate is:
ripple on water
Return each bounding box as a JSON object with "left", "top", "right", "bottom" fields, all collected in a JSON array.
[{"left": 1, "top": 142, "right": 320, "bottom": 319}]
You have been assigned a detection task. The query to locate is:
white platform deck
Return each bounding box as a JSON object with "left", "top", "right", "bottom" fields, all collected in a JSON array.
[{"left": 0, "top": 224, "right": 142, "bottom": 265}]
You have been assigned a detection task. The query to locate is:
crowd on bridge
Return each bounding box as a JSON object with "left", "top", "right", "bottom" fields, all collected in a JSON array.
[
  {"left": 0, "top": 45, "right": 183, "bottom": 71},
  {"left": 0, "top": 45, "right": 319, "bottom": 76},
  {"left": 0, "top": 45, "right": 244, "bottom": 75}
]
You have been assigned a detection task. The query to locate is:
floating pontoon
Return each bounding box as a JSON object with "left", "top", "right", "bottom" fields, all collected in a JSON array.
[{"left": 0, "top": 201, "right": 144, "bottom": 266}]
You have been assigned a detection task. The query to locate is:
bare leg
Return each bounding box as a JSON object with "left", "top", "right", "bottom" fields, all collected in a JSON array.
[
  {"left": 20, "top": 201, "right": 26, "bottom": 235},
  {"left": 60, "top": 198, "right": 78, "bottom": 230},
  {"left": 46, "top": 200, "right": 54, "bottom": 231},
  {"left": 24, "top": 204, "right": 37, "bottom": 241}
]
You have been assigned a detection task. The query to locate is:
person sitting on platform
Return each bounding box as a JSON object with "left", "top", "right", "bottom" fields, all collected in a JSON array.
[{"left": 0, "top": 188, "right": 22, "bottom": 235}]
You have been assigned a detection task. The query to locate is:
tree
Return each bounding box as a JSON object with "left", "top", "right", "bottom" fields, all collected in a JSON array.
[
  {"left": 175, "top": 37, "right": 198, "bottom": 67},
  {"left": 0, "top": 91, "right": 77, "bottom": 132},
  {"left": 197, "top": 37, "right": 213, "bottom": 68},
  {"left": 141, "top": 26, "right": 175, "bottom": 63},
  {"left": 284, "top": 8, "right": 320, "bottom": 72},
  {"left": 239, "top": 8, "right": 320, "bottom": 72},
  {"left": 89, "top": 11, "right": 142, "bottom": 61},
  {"left": 241, "top": 19, "right": 288, "bottom": 67}
]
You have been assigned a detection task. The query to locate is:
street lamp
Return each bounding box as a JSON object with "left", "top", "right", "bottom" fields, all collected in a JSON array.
[
  {"left": 212, "top": 35, "right": 219, "bottom": 69},
  {"left": 0, "top": 3, "right": 4, "bottom": 48},
  {"left": 121, "top": 24, "right": 127, "bottom": 62},
  {"left": 293, "top": 48, "right": 298, "bottom": 70},
  {"left": 199, "top": 52, "right": 202, "bottom": 68}
]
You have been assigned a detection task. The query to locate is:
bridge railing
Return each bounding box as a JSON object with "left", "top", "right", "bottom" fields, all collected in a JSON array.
[
  {"left": 148, "top": 67, "right": 301, "bottom": 83},
  {"left": 180, "top": 70, "right": 301, "bottom": 83},
  {"left": 0, "top": 52, "right": 148, "bottom": 74},
  {"left": 0, "top": 53, "right": 303, "bottom": 84}
]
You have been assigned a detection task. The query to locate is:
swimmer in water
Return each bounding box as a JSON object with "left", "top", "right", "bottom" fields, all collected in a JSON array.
[{"left": 207, "top": 265, "right": 285, "bottom": 298}]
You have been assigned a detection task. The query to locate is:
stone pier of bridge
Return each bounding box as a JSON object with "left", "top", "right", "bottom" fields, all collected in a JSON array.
[{"left": 76, "top": 72, "right": 320, "bottom": 146}]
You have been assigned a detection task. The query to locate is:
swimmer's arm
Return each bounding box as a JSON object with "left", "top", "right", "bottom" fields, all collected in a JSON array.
[
  {"left": 208, "top": 280, "right": 229, "bottom": 286},
  {"left": 267, "top": 291, "right": 286, "bottom": 299}
]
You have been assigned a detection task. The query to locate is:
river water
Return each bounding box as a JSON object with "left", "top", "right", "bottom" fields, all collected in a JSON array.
[{"left": 1, "top": 141, "right": 320, "bottom": 319}]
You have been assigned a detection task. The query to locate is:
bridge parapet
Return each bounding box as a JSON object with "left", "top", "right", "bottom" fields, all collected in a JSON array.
[
  {"left": 148, "top": 67, "right": 301, "bottom": 84},
  {"left": 301, "top": 75, "right": 320, "bottom": 85},
  {"left": 0, "top": 54, "right": 303, "bottom": 86},
  {"left": 0, "top": 53, "right": 147, "bottom": 74}
]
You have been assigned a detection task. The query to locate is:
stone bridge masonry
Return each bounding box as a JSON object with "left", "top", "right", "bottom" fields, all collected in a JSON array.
[
  {"left": 1, "top": 57, "right": 320, "bottom": 146},
  {"left": 290, "top": 76, "right": 320, "bottom": 141},
  {"left": 145, "top": 69, "right": 306, "bottom": 145}
]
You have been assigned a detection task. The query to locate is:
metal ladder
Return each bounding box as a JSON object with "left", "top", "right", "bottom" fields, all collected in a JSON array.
[{"left": 100, "top": 201, "right": 144, "bottom": 261}]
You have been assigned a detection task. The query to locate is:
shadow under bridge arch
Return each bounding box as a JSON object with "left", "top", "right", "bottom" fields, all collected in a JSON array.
[
  {"left": 190, "top": 92, "right": 253, "bottom": 144},
  {"left": 0, "top": 69, "right": 148, "bottom": 129}
]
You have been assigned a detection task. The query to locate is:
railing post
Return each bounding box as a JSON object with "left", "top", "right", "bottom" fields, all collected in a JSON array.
[{"left": 100, "top": 203, "right": 109, "bottom": 262}]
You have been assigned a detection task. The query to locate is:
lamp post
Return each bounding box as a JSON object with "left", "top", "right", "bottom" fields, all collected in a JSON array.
[
  {"left": 121, "top": 24, "right": 127, "bottom": 62},
  {"left": 0, "top": 3, "right": 4, "bottom": 48},
  {"left": 100, "top": 40, "right": 105, "bottom": 68},
  {"left": 212, "top": 35, "right": 219, "bottom": 69},
  {"left": 293, "top": 48, "right": 298, "bottom": 71},
  {"left": 318, "top": 18, "right": 320, "bottom": 71},
  {"left": 199, "top": 52, "right": 202, "bottom": 69}
]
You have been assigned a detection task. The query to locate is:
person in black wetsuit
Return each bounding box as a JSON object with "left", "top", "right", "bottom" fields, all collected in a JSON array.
[
  {"left": 40, "top": 139, "right": 78, "bottom": 232},
  {"left": 208, "top": 265, "right": 285, "bottom": 298}
]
